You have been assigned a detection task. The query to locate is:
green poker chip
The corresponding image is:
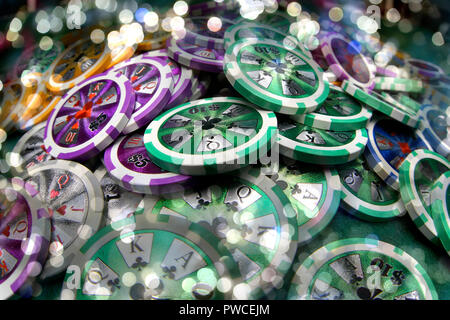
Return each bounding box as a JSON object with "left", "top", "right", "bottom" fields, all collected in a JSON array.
[
  {"left": 264, "top": 156, "right": 341, "bottom": 245},
  {"left": 287, "top": 238, "right": 438, "bottom": 300},
  {"left": 337, "top": 157, "right": 406, "bottom": 222},
  {"left": 60, "top": 213, "right": 241, "bottom": 300},
  {"left": 430, "top": 171, "right": 450, "bottom": 255},
  {"left": 399, "top": 149, "right": 450, "bottom": 245},
  {"left": 224, "top": 38, "right": 329, "bottom": 115},
  {"left": 277, "top": 115, "right": 368, "bottom": 165},
  {"left": 374, "top": 77, "right": 424, "bottom": 93},
  {"left": 342, "top": 80, "right": 420, "bottom": 128},
  {"left": 292, "top": 84, "right": 373, "bottom": 131},
  {"left": 144, "top": 97, "right": 277, "bottom": 175},
  {"left": 141, "top": 166, "right": 298, "bottom": 299},
  {"left": 224, "top": 22, "right": 312, "bottom": 59}
]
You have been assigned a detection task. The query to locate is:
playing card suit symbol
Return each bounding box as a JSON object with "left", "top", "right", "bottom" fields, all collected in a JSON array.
[
  {"left": 56, "top": 205, "right": 66, "bottom": 216},
  {"left": 131, "top": 75, "right": 139, "bottom": 83},
  {"left": 96, "top": 97, "right": 103, "bottom": 105},
  {"left": 50, "top": 189, "right": 59, "bottom": 199}
]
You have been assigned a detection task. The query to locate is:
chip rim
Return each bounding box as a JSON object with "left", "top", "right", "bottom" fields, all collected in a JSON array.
[
  {"left": 224, "top": 38, "right": 329, "bottom": 115},
  {"left": 287, "top": 237, "right": 438, "bottom": 300},
  {"left": 104, "top": 132, "right": 191, "bottom": 194},
  {"left": 109, "top": 54, "right": 174, "bottom": 134},
  {"left": 399, "top": 149, "right": 450, "bottom": 244},
  {"left": 144, "top": 96, "right": 278, "bottom": 175},
  {"left": 44, "top": 72, "right": 135, "bottom": 161},
  {"left": 430, "top": 171, "right": 450, "bottom": 255}
]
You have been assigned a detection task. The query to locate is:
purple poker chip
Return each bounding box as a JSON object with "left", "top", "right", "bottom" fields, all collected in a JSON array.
[
  {"left": 0, "top": 178, "right": 50, "bottom": 300},
  {"left": 109, "top": 54, "right": 173, "bottom": 134},
  {"left": 143, "top": 49, "right": 193, "bottom": 109},
  {"left": 176, "top": 16, "right": 235, "bottom": 50},
  {"left": 320, "top": 32, "right": 376, "bottom": 90},
  {"left": 44, "top": 72, "right": 135, "bottom": 161},
  {"left": 167, "top": 37, "right": 225, "bottom": 73},
  {"left": 405, "top": 58, "right": 444, "bottom": 80},
  {"left": 103, "top": 131, "right": 191, "bottom": 195}
]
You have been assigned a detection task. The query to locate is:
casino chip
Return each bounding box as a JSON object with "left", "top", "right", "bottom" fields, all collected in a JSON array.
[
  {"left": 224, "top": 22, "right": 312, "bottom": 59},
  {"left": 342, "top": 80, "right": 420, "bottom": 128},
  {"left": 0, "top": 179, "right": 51, "bottom": 300},
  {"left": 94, "top": 165, "right": 144, "bottom": 226},
  {"left": 224, "top": 38, "right": 329, "bottom": 115},
  {"left": 0, "top": 80, "right": 32, "bottom": 131},
  {"left": 167, "top": 38, "right": 225, "bottom": 73},
  {"left": 104, "top": 131, "right": 191, "bottom": 194},
  {"left": 144, "top": 49, "right": 194, "bottom": 108},
  {"left": 320, "top": 32, "right": 376, "bottom": 90},
  {"left": 142, "top": 166, "right": 298, "bottom": 299},
  {"left": 287, "top": 238, "right": 438, "bottom": 300},
  {"left": 374, "top": 77, "right": 424, "bottom": 93},
  {"left": 364, "top": 117, "right": 433, "bottom": 191},
  {"left": 109, "top": 55, "right": 173, "bottom": 134},
  {"left": 178, "top": 16, "right": 235, "bottom": 50},
  {"left": 405, "top": 58, "right": 444, "bottom": 80},
  {"left": 277, "top": 115, "right": 368, "bottom": 165},
  {"left": 46, "top": 38, "right": 111, "bottom": 94},
  {"left": 144, "top": 97, "right": 277, "bottom": 175},
  {"left": 9, "top": 41, "right": 65, "bottom": 82},
  {"left": 10, "top": 122, "right": 54, "bottom": 176},
  {"left": 22, "top": 160, "right": 104, "bottom": 279},
  {"left": 44, "top": 72, "right": 135, "bottom": 161},
  {"left": 430, "top": 171, "right": 450, "bottom": 255},
  {"left": 60, "top": 213, "right": 241, "bottom": 300},
  {"left": 265, "top": 156, "right": 341, "bottom": 244},
  {"left": 338, "top": 157, "right": 406, "bottom": 221},
  {"left": 291, "top": 84, "right": 373, "bottom": 131},
  {"left": 17, "top": 83, "right": 62, "bottom": 131},
  {"left": 419, "top": 105, "right": 449, "bottom": 160},
  {"left": 399, "top": 149, "right": 450, "bottom": 245}
]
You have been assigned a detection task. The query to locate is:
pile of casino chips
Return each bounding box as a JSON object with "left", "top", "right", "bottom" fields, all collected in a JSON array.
[{"left": 0, "top": 1, "right": 449, "bottom": 301}]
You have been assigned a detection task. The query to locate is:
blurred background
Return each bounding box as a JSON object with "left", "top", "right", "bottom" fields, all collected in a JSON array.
[{"left": 0, "top": 0, "right": 448, "bottom": 83}]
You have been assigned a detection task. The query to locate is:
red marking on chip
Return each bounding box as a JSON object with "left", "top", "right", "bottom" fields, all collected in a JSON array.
[{"left": 50, "top": 190, "right": 59, "bottom": 199}]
